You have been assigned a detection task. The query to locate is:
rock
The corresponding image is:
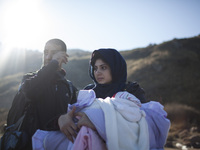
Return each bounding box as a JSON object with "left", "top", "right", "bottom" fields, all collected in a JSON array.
[
  {"left": 178, "top": 129, "right": 189, "bottom": 139},
  {"left": 175, "top": 143, "right": 188, "bottom": 150},
  {"left": 190, "top": 126, "right": 199, "bottom": 133},
  {"left": 165, "top": 140, "right": 174, "bottom": 148},
  {"left": 189, "top": 135, "right": 200, "bottom": 148}
]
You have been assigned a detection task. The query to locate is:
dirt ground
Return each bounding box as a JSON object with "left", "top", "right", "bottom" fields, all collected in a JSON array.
[{"left": 165, "top": 148, "right": 200, "bottom": 150}]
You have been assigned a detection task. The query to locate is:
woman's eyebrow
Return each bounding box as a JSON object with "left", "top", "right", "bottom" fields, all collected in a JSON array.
[
  {"left": 100, "top": 64, "right": 107, "bottom": 66},
  {"left": 95, "top": 63, "right": 107, "bottom": 67}
]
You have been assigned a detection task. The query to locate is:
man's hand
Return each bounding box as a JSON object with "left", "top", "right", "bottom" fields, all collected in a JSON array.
[
  {"left": 52, "top": 51, "right": 68, "bottom": 69},
  {"left": 75, "top": 112, "right": 96, "bottom": 131},
  {"left": 58, "top": 106, "right": 77, "bottom": 143}
]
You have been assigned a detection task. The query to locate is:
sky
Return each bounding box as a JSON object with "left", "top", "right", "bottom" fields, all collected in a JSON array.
[{"left": 0, "top": 0, "right": 200, "bottom": 52}]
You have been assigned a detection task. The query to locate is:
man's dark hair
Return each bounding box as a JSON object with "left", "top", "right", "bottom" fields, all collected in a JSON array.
[{"left": 46, "top": 38, "right": 67, "bottom": 52}]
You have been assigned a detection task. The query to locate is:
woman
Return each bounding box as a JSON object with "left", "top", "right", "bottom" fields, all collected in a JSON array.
[
  {"left": 84, "top": 48, "right": 146, "bottom": 101},
  {"left": 58, "top": 48, "right": 147, "bottom": 141},
  {"left": 58, "top": 48, "right": 170, "bottom": 150},
  {"left": 32, "top": 48, "right": 170, "bottom": 150}
]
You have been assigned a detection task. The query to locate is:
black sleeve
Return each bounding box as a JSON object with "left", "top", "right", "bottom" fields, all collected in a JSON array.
[
  {"left": 21, "top": 60, "right": 59, "bottom": 100},
  {"left": 125, "top": 81, "right": 147, "bottom": 103},
  {"left": 44, "top": 115, "right": 61, "bottom": 131},
  {"left": 44, "top": 84, "right": 77, "bottom": 131},
  {"left": 69, "top": 84, "right": 78, "bottom": 104}
]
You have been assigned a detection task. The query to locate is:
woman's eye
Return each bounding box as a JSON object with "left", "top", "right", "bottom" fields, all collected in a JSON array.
[
  {"left": 94, "top": 67, "right": 97, "bottom": 72},
  {"left": 102, "top": 66, "right": 107, "bottom": 70}
]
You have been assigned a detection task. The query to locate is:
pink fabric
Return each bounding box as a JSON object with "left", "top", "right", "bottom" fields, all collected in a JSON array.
[{"left": 72, "top": 126, "right": 107, "bottom": 150}]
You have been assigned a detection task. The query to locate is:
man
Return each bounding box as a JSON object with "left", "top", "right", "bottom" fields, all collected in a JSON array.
[{"left": 6, "top": 39, "right": 77, "bottom": 149}]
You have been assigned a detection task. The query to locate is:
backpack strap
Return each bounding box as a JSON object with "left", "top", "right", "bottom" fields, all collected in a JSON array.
[
  {"left": 66, "top": 80, "right": 74, "bottom": 101},
  {"left": 125, "top": 81, "right": 147, "bottom": 103}
]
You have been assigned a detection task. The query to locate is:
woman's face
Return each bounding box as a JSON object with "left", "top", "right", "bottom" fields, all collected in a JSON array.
[{"left": 93, "top": 59, "right": 112, "bottom": 84}]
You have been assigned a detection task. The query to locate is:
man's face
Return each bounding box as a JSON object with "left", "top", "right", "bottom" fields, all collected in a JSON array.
[{"left": 43, "top": 43, "right": 62, "bottom": 66}]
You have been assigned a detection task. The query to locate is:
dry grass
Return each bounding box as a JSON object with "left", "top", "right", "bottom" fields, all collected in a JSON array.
[
  {"left": 164, "top": 103, "right": 200, "bottom": 149},
  {"left": 165, "top": 103, "right": 200, "bottom": 129}
]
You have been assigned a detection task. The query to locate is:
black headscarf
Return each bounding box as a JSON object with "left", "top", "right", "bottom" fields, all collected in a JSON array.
[{"left": 89, "top": 48, "right": 127, "bottom": 98}]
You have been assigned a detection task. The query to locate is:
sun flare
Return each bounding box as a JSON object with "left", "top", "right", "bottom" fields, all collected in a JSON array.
[{"left": 1, "top": 0, "right": 48, "bottom": 50}]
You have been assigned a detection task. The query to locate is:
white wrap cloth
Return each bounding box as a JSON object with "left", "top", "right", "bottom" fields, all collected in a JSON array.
[
  {"left": 92, "top": 91, "right": 149, "bottom": 150},
  {"left": 32, "top": 90, "right": 171, "bottom": 150}
]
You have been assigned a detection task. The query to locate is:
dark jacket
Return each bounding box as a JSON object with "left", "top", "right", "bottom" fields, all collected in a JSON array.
[
  {"left": 7, "top": 60, "right": 77, "bottom": 134},
  {"left": 84, "top": 81, "right": 147, "bottom": 103}
]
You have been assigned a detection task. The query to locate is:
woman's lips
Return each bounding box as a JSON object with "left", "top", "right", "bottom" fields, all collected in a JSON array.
[{"left": 97, "top": 77, "right": 103, "bottom": 81}]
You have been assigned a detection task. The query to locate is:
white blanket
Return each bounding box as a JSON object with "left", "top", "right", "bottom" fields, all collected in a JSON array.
[
  {"left": 32, "top": 90, "right": 150, "bottom": 150},
  {"left": 92, "top": 91, "right": 149, "bottom": 150}
]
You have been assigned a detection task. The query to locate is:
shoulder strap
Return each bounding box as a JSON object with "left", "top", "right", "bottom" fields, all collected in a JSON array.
[
  {"left": 66, "top": 80, "right": 74, "bottom": 100},
  {"left": 84, "top": 83, "right": 95, "bottom": 90},
  {"left": 125, "top": 81, "right": 147, "bottom": 103}
]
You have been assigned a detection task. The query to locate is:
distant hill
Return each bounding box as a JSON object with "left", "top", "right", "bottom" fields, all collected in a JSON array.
[
  {"left": 1, "top": 36, "right": 200, "bottom": 147},
  {"left": 121, "top": 36, "right": 200, "bottom": 109},
  {"left": 0, "top": 35, "right": 200, "bottom": 110},
  {"left": 0, "top": 49, "right": 42, "bottom": 77}
]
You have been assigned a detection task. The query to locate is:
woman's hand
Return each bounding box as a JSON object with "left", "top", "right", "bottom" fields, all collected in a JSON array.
[
  {"left": 75, "top": 112, "right": 96, "bottom": 131},
  {"left": 58, "top": 106, "right": 77, "bottom": 143}
]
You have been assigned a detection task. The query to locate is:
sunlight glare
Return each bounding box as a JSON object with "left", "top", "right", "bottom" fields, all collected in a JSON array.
[
  {"left": 0, "top": 45, "right": 26, "bottom": 77},
  {"left": 2, "top": 0, "right": 48, "bottom": 50}
]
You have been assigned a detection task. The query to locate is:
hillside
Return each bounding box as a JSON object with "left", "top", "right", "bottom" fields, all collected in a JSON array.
[
  {"left": 1, "top": 35, "right": 200, "bottom": 110},
  {"left": 0, "top": 36, "right": 200, "bottom": 148},
  {"left": 121, "top": 36, "right": 200, "bottom": 110}
]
